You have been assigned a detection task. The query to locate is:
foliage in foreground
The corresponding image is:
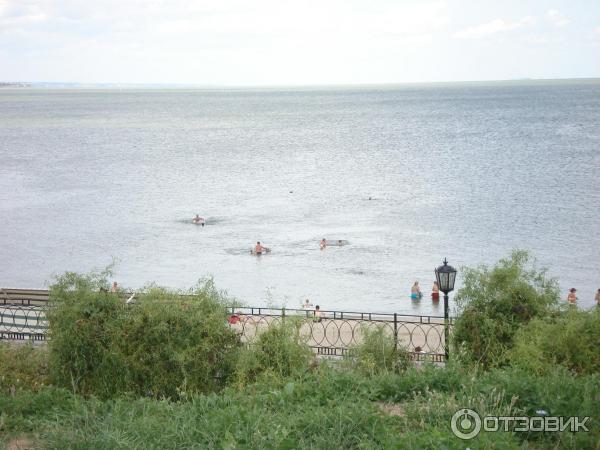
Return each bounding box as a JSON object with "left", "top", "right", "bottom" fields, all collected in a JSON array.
[
  {"left": 2, "top": 257, "right": 598, "bottom": 448},
  {"left": 509, "top": 306, "right": 600, "bottom": 375},
  {"left": 46, "top": 273, "right": 241, "bottom": 399},
  {"left": 349, "top": 325, "right": 412, "bottom": 376},
  {"left": 452, "top": 250, "right": 560, "bottom": 369},
  {"left": 234, "top": 319, "right": 314, "bottom": 387},
  {"left": 1, "top": 363, "right": 598, "bottom": 449},
  {"left": 0, "top": 343, "right": 49, "bottom": 394}
]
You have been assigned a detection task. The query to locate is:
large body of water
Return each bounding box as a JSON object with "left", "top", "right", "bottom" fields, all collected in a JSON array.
[{"left": 1, "top": 81, "right": 599, "bottom": 314}]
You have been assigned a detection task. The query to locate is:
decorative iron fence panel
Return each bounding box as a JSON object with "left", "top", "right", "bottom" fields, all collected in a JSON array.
[{"left": 0, "top": 304, "right": 48, "bottom": 341}]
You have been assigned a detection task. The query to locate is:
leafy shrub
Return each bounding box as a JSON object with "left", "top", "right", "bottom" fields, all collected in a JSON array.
[
  {"left": 235, "top": 319, "right": 313, "bottom": 385},
  {"left": 452, "top": 250, "right": 559, "bottom": 368},
  {"left": 508, "top": 307, "right": 600, "bottom": 375},
  {"left": 350, "top": 325, "right": 411, "bottom": 376},
  {"left": 0, "top": 343, "right": 49, "bottom": 394},
  {"left": 46, "top": 272, "right": 241, "bottom": 399}
]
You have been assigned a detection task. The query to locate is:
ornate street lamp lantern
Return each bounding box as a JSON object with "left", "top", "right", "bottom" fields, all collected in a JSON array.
[{"left": 435, "top": 258, "right": 457, "bottom": 361}]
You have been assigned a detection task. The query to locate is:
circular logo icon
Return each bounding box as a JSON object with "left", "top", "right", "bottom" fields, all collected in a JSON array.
[{"left": 451, "top": 409, "right": 481, "bottom": 440}]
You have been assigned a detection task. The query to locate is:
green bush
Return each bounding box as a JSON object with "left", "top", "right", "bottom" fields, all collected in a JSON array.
[
  {"left": 0, "top": 343, "right": 49, "bottom": 394},
  {"left": 452, "top": 250, "right": 559, "bottom": 368},
  {"left": 46, "top": 272, "right": 241, "bottom": 399},
  {"left": 350, "top": 325, "right": 411, "bottom": 376},
  {"left": 235, "top": 319, "right": 313, "bottom": 386},
  {"left": 508, "top": 307, "right": 600, "bottom": 375}
]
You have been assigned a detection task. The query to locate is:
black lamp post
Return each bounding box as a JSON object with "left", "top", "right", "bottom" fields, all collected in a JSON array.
[{"left": 435, "top": 258, "right": 457, "bottom": 361}]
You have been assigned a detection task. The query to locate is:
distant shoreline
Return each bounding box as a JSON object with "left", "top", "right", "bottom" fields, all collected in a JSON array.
[
  {"left": 0, "top": 82, "right": 32, "bottom": 88},
  {"left": 1, "top": 78, "right": 599, "bottom": 90}
]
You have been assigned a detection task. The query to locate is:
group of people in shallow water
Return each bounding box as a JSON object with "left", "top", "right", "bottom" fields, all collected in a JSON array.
[
  {"left": 320, "top": 239, "right": 344, "bottom": 250},
  {"left": 194, "top": 214, "right": 600, "bottom": 307},
  {"left": 251, "top": 239, "right": 344, "bottom": 254},
  {"left": 411, "top": 281, "right": 440, "bottom": 301}
]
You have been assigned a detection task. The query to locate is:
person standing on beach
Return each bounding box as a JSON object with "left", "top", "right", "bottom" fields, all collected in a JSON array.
[
  {"left": 111, "top": 281, "right": 118, "bottom": 293},
  {"left": 314, "top": 305, "right": 323, "bottom": 322},
  {"left": 320, "top": 239, "right": 327, "bottom": 250},
  {"left": 567, "top": 288, "right": 577, "bottom": 304}
]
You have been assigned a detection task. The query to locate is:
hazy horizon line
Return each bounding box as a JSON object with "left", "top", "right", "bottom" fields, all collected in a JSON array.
[{"left": 1, "top": 77, "right": 600, "bottom": 90}]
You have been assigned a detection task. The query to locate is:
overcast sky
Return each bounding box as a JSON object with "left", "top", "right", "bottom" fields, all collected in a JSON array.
[{"left": 1, "top": 0, "right": 599, "bottom": 85}]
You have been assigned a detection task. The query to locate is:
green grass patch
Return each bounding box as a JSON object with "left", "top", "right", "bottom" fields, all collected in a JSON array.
[
  {"left": 0, "top": 342, "right": 49, "bottom": 394},
  {"left": 1, "top": 364, "right": 598, "bottom": 449}
]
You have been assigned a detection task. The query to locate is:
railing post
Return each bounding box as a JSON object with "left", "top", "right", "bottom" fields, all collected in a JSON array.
[
  {"left": 282, "top": 307, "right": 286, "bottom": 322},
  {"left": 444, "top": 293, "right": 449, "bottom": 361},
  {"left": 393, "top": 313, "right": 398, "bottom": 352}
]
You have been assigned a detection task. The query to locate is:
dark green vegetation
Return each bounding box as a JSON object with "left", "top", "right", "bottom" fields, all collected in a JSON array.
[
  {"left": 349, "top": 325, "right": 412, "bottom": 376},
  {"left": 452, "top": 250, "right": 600, "bottom": 377},
  {"left": 47, "top": 272, "right": 240, "bottom": 399},
  {"left": 1, "top": 252, "right": 599, "bottom": 449},
  {"left": 234, "top": 319, "right": 314, "bottom": 387},
  {"left": 0, "top": 343, "right": 49, "bottom": 394},
  {"left": 452, "top": 250, "right": 560, "bottom": 368},
  {"left": 2, "top": 361, "right": 598, "bottom": 449},
  {"left": 509, "top": 307, "right": 600, "bottom": 375}
]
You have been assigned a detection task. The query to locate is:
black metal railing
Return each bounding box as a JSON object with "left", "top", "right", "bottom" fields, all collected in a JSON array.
[
  {"left": 0, "top": 291, "right": 453, "bottom": 361},
  {"left": 226, "top": 307, "right": 451, "bottom": 361},
  {"left": 0, "top": 304, "right": 48, "bottom": 341}
]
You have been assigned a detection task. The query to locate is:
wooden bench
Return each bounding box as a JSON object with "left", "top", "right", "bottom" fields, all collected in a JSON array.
[{"left": 0, "top": 288, "right": 50, "bottom": 306}]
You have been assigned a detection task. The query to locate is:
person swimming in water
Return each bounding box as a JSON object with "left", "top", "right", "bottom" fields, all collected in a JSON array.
[
  {"left": 253, "top": 241, "right": 269, "bottom": 255},
  {"left": 320, "top": 238, "right": 327, "bottom": 250},
  {"left": 192, "top": 215, "right": 205, "bottom": 226}
]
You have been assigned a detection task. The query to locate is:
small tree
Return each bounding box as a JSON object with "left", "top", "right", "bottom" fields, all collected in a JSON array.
[{"left": 452, "top": 250, "right": 559, "bottom": 369}]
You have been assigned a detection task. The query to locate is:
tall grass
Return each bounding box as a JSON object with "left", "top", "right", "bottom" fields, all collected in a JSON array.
[
  {"left": 349, "top": 325, "right": 411, "bottom": 376},
  {"left": 3, "top": 364, "right": 598, "bottom": 449},
  {"left": 0, "top": 343, "right": 49, "bottom": 394},
  {"left": 234, "top": 319, "right": 314, "bottom": 386}
]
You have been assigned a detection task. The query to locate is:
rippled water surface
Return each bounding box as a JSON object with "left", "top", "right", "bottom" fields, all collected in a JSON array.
[{"left": 1, "top": 82, "right": 599, "bottom": 314}]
